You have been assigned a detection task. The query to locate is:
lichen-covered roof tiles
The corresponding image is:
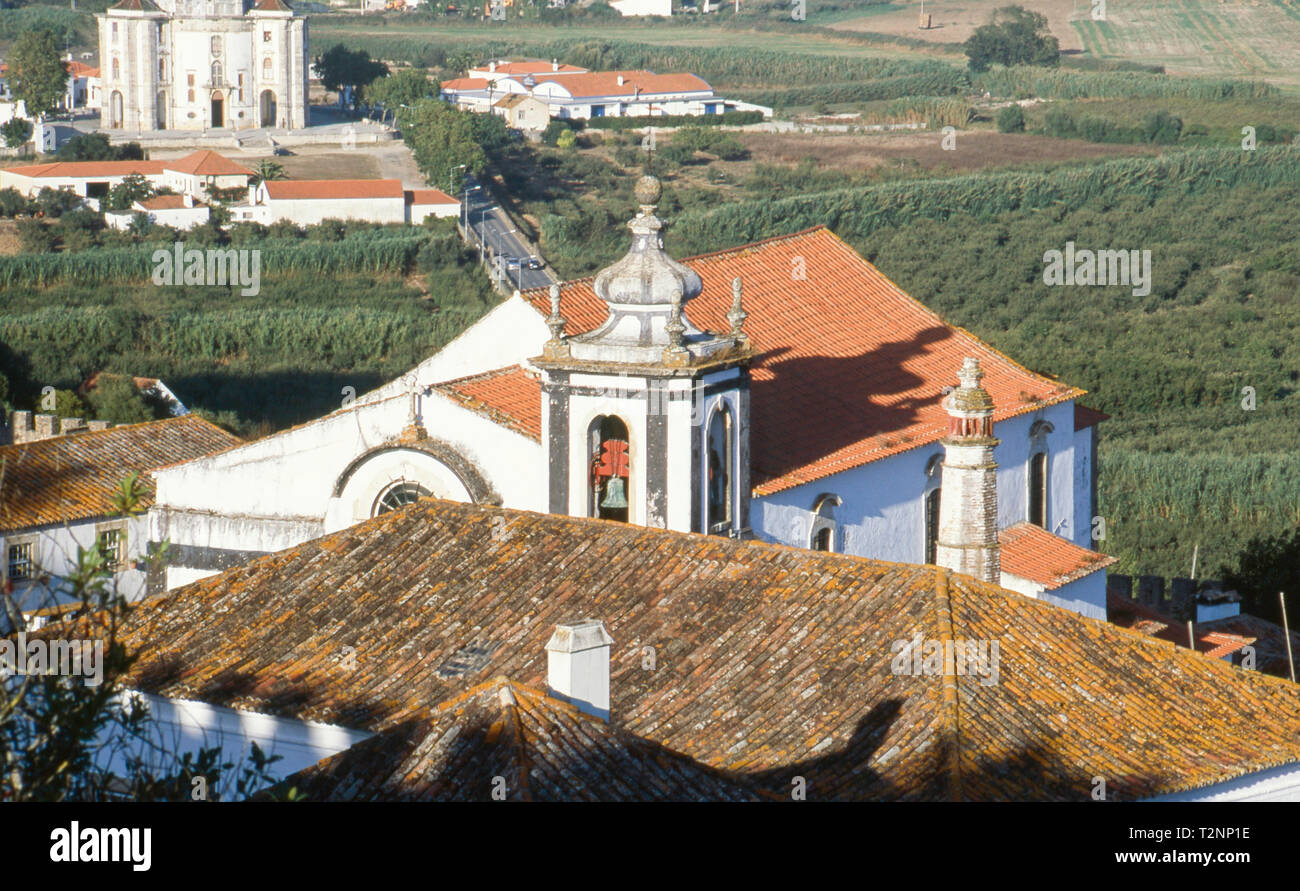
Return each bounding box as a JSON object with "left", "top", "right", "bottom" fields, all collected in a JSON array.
[
  {"left": 66, "top": 497, "right": 1300, "bottom": 801},
  {"left": 280, "top": 677, "right": 762, "bottom": 801},
  {"left": 0, "top": 416, "right": 240, "bottom": 533}
]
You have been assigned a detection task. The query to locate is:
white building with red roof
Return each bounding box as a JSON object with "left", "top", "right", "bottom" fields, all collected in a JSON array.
[
  {"left": 149, "top": 175, "right": 1110, "bottom": 618},
  {"left": 230, "top": 179, "right": 460, "bottom": 225},
  {"left": 0, "top": 150, "right": 253, "bottom": 203},
  {"left": 441, "top": 64, "right": 770, "bottom": 120}
]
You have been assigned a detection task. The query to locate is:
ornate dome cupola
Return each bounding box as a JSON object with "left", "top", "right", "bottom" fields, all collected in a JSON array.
[
  {"left": 534, "top": 175, "right": 754, "bottom": 537},
  {"left": 568, "top": 175, "right": 737, "bottom": 367}
]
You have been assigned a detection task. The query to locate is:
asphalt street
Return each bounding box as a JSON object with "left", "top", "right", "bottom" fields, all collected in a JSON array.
[{"left": 461, "top": 182, "right": 557, "bottom": 293}]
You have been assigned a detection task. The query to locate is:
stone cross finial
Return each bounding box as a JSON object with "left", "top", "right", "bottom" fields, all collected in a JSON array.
[
  {"left": 957, "top": 356, "right": 984, "bottom": 390},
  {"left": 546, "top": 283, "right": 567, "bottom": 342},
  {"left": 404, "top": 372, "right": 419, "bottom": 425},
  {"left": 543, "top": 282, "right": 572, "bottom": 360},
  {"left": 727, "top": 276, "right": 749, "bottom": 347}
]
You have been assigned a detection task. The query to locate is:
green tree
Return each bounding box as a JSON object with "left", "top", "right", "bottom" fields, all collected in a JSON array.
[
  {"left": 1, "top": 118, "right": 33, "bottom": 149},
  {"left": 313, "top": 43, "right": 389, "bottom": 97},
  {"left": 84, "top": 375, "right": 159, "bottom": 425},
  {"left": 56, "top": 133, "right": 144, "bottom": 162},
  {"left": 964, "top": 6, "right": 1060, "bottom": 73},
  {"left": 251, "top": 159, "right": 286, "bottom": 187},
  {"left": 996, "top": 104, "right": 1026, "bottom": 133},
  {"left": 402, "top": 98, "right": 489, "bottom": 183},
  {"left": 1221, "top": 529, "right": 1300, "bottom": 627},
  {"left": 366, "top": 67, "right": 435, "bottom": 112},
  {"left": 7, "top": 28, "right": 66, "bottom": 119},
  {"left": 0, "top": 188, "right": 27, "bottom": 217},
  {"left": 1141, "top": 109, "right": 1183, "bottom": 144},
  {"left": 104, "top": 173, "right": 156, "bottom": 211}
]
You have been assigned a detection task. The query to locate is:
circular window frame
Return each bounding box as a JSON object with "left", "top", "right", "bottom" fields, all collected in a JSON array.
[{"left": 372, "top": 480, "right": 432, "bottom": 517}]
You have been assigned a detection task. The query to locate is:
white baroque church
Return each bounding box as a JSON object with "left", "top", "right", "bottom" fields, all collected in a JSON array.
[
  {"left": 97, "top": 0, "right": 309, "bottom": 132},
  {"left": 149, "top": 176, "right": 1113, "bottom": 616}
]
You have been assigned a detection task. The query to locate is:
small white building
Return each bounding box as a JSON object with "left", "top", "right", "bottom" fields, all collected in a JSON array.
[
  {"left": 492, "top": 94, "right": 550, "bottom": 133},
  {"left": 0, "top": 150, "right": 253, "bottom": 201},
  {"left": 105, "top": 193, "right": 211, "bottom": 230},
  {"left": 610, "top": 0, "right": 671, "bottom": 14},
  {"left": 405, "top": 188, "right": 460, "bottom": 223},
  {"left": 0, "top": 415, "right": 238, "bottom": 623},
  {"left": 233, "top": 179, "right": 460, "bottom": 225},
  {"left": 240, "top": 178, "right": 407, "bottom": 225}
]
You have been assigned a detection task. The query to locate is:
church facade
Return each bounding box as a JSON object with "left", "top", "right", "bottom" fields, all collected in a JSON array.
[
  {"left": 149, "top": 177, "right": 1110, "bottom": 616},
  {"left": 96, "top": 0, "right": 308, "bottom": 132}
]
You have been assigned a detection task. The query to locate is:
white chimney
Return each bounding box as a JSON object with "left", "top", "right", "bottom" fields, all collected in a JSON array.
[
  {"left": 617, "top": 74, "right": 625, "bottom": 87},
  {"left": 552, "top": 58, "right": 559, "bottom": 72},
  {"left": 546, "top": 620, "right": 614, "bottom": 720},
  {"left": 489, "top": 61, "right": 498, "bottom": 73}
]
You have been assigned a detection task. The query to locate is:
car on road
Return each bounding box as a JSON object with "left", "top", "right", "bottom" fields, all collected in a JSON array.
[
  {"left": 503, "top": 257, "right": 522, "bottom": 268},
  {"left": 526, "top": 256, "right": 545, "bottom": 270}
]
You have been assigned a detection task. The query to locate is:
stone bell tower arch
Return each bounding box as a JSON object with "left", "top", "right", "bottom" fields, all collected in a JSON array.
[{"left": 534, "top": 175, "right": 754, "bottom": 535}]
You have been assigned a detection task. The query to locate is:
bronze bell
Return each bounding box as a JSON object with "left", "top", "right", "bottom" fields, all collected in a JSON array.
[{"left": 600, "top": 476, "right": 628, "bottom": 510}]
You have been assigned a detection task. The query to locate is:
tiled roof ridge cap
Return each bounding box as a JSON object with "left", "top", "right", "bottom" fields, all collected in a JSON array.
[
  {"left": 434, "top": 364, "right": 530, "bottom": 389},
  {"left": 933, "top": 567, "right": 965, "bottom": 802}
]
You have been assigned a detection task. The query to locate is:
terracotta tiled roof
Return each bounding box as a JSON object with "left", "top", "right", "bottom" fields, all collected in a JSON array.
[
  {"left": 252, "top": 0, "right": 294, "bottom": 10},
  {"left": 281, "top": 677, "right": 761, "bottom": 801},
  {"left": 999, "top": 522, "right": 1115, "bottom": 590},
  {"left": 531, "top": 70, "right": 713, "bottom": 98},
  {"left": 263, "top": 179, "right": 404, "bottom": 200},
  {"left": 0, "top": 416, "right": 239, "bottom": 533},
  {"left": 108, "top": 0, "right": 162, "bottom": 10},
  {"left": 67, "top": 497, "right": 1300, "bottom": 801},
  {"left": 164, "top": 150, "right": 254, "bottom": 177},
  {"left": 1074, "top": 403, "right": 1109, "bottom": 432},
  {"left": 66, "top": 61, "right": 99, "bottom": 78},
  {"left": 433, "top": 366, "right": 542, "bottom": 441},
  {"left": 404, "top": 188, "right": 458, "bottom": 205},
  {"left": 1108, "top": 593, "right": 1255, "bottom": 660},
  {"left": 440, "top": 78, "right": 491, "bottom": 92},
  {"left": 1, "top": 160, "right": 168, "bottom": 179},
  {"left": 521, "top": 227, "right": 1084, "bottom": 495},
  {"left": 1200, "top": 613, "right": 1300, "bottom": 677},
  {"left": 492, "top": 94, "right": 530, "bottom": 109},
  {"left": 473, "top": 62, "right": 587, "bottom": 76}
]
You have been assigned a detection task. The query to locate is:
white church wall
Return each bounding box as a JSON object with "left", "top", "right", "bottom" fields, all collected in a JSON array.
[
  {"left": 151, "top": 385, "right": 545, "bottom": 587},
  {"left": 1000, "top": 570, "right": 1107, "bottom": 621},
  {"left": 1147, "top": 761, "right": 1300, "bottom": 802},
  {"left": 752, "top": 403, "right": 1079, "bottom": 565},
  {"left": 365, "top": 296, "right": 549, "bottom": 404},
  {"left": 99, "top": 691, "right": 371, "bottom": 800}
]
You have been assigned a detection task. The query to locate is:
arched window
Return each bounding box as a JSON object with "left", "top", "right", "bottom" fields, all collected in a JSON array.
[
  {"left": 111, "top": 58, "right": 120, "bottom": 81},
  {"left": 809, "top": 493, "right": 842, "bottom": 552},
  {"left": 211, "top": 61, "right": 222, "bottom": 87},
  {"left": 589, "top": 415, "right": 629, "bottom": 523},
  {"left": 262, "top": 57, "right": 274, "bottom": 80},
  {"left": 374, "top": 481, "right": 430, "bottom": 515},
  {"left": 707, "top": 404, "right": 733, "bottom": 534},
  {"left": 1028, "top": 420, "right": 1053, "bottom": 528},
  {"left": 1029, "top": 452, "right": 1048, "bottom": 528},
  {"left": 924, "top": 453, "right": 942, "bottom": 564}
]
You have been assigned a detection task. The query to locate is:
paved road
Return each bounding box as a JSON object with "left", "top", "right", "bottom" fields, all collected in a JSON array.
[{"left": 461, "top": 181, "right": 556, "bottom": 293}]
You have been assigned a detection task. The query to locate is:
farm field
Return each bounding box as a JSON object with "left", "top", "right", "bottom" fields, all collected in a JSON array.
[{"left": 834, "top": 0, "right": 1300, "bottom": 87}]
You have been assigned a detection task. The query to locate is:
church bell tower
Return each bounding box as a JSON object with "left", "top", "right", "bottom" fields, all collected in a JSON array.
[{"left": 534, "top": 175, "right": 754, "bottom": 535}]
